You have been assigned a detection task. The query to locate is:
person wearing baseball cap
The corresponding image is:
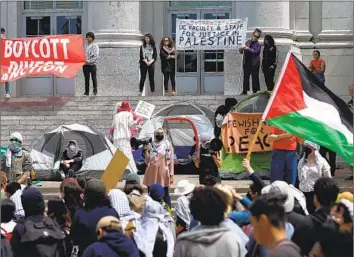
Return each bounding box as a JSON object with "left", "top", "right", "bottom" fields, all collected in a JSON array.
[
  {"left": 0, "top": 132, "right": 33, "bottom": 185},
  {"left": 81, "top": 216, "right": 139, "bottom": 257}
]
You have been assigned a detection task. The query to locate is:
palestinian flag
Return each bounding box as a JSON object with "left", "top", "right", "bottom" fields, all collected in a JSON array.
[{"left": 262, "top": 52, "right": 353, "bottom": 165}]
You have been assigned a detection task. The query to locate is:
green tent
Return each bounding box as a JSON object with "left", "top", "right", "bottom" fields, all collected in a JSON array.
[{"left": 220, "top": 91, "right": 272, "bottom": 179}]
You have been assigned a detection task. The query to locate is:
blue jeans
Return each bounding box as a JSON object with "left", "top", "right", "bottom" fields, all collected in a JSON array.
[
  {"left": 314, "top": 74, "right": 325, "bottom": 84},
  {"left": 270, "top": 149, "right": 298, "bottom": 185},
  {"left": 5, "top": 82, "right": 10, "bottom": 94}
]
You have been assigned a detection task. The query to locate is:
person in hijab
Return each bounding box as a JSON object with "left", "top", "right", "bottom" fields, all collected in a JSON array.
[
  {"left": 174, "top": 180, "right": 195, "bottom": 235},
  {"left": 148, "top": 183, "right": 173, "bottom": 217},
  {"left": 111, "top": 101, "right": 138, "bottom": 174},
  {"left": 143, "top": 128, "right": 174, "bottom": 207},
  {"left": 82, "top": 216, "right": 139, "bottom": 257},
  {"left": 60, "top": 140, "right": 84, "bottom": 179},
  {"left": 298, "top": 140, "right": 331, "bottom": 213},
  {"left": 0, "top": 132, "right": 33, "bottom": 184},
  {"left": 134, "top": 200, "right": 175, "bottom": 257},
  {"left": 71, "top": 179, "right": 119, "bottom": 257},
  {"left": 195, "top": 132, "right": 222, "bottom": 186},
  {"left": 108, "top": 189, "right": 140, "bottom": 238}
]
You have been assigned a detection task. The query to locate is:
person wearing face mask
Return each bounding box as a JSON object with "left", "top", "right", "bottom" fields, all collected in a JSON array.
[
  {"left": 195, "top": 132, "right": 222, "bottom": 186},
  {"left": 143, "top": 128, "right": 174, "bottom": 207},
  {"left": 59, "top": 140, "right": 84, "bottom": 179},
  {"left": 0, "top": 132, "right": 33, "bottom": 185},
  {"left": 297, "top": 140, "right": 331, "bottom": 214}
]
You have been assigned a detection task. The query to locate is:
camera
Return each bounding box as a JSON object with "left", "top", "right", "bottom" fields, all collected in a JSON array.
[
  {"left": 130, "top": 137, "right": 152, "bottom": 150},
  {"left": 202, "top": 138, "right": 223, "bottom": 152}
]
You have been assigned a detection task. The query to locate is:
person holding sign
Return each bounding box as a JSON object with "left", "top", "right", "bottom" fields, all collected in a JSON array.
[
  {"left": 139, "top": 34, "right": 157, "bottom": 95},
  {"left": 239, "top": 28, "right": 262, "bottom": 95},
  {"left": 112, "top": 101, "right": 138, "bottom": 174},
  {"left": 160, "top": 37, "right": 177, "bottom": 96},
  {"left": 143, "top": 128, "right": 174, "bottom": 207}
]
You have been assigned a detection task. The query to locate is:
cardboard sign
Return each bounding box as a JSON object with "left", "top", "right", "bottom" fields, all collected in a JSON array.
[
  {"left": 135, "top": 100, "right": 155, "bottom": 119},
  {"left": 101, "top": 148, "right": 129, "bottom": 192},
  {"left": 1, "top": 35, "right": 85, "bottom": 83},
  {"left": 176, "top": 18, "right": 248, "bottom": 50},
  {"left": 222, "top": 112, "right": 273, "bottom": 154}
]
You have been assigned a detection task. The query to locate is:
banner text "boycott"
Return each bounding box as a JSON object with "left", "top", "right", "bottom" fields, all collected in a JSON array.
[{"left": 4, "top": 38, "right": 70, "bottom": 59}]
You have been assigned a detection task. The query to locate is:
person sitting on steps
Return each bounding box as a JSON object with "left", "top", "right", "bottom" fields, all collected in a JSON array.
[{"left": 59, "top": 140, "right": 83, "bottom": 179}]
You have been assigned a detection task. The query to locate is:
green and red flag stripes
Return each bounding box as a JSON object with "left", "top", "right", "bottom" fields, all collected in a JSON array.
[{"left": 262, "top": 52, "right": 353, "bottom": 165}]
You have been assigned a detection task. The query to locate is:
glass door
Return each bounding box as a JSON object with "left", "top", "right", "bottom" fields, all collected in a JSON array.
[
  {"left": 169, "top": 12, "right": 199, "bottom": 95},
  {"left": 21, "top": 15, "right": 54, "bottom": 97},
  {"left": 169, "top": 10, "right": 231, "bottom": 95},
  {"left": 54, "top": 14, "right": 82, "bottom": 96},
  {"left": 200, "top": 11, "right": 230, "bottom": 94}
]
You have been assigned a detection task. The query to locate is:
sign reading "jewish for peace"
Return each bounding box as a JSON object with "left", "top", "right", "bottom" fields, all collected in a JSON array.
[{"left": 176, "top": 18, "right": 248, "bottom": 51}]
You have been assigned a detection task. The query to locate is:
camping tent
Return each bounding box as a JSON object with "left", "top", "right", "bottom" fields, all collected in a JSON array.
[
  {"left": 31, "top": 123, "right": 116, "bottom": 180},
  {"left": 220, "top": 91, "right": 272, "bottom": 179},
  {"left": 134, "top": 103, "right": 215, "bottom": 174}
]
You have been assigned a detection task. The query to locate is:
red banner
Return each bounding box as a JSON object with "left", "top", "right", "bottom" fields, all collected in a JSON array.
[{"left": 1, "top": 35, "right": 85, "bottom": 83}]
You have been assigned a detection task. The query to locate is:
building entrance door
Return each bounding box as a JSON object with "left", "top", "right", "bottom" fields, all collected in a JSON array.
[
  {"left": 169, "top": 10, "right": 231, "bottom": 95},
  {"left": 21, "top": 13, "right": 82, "bottom": 97}
]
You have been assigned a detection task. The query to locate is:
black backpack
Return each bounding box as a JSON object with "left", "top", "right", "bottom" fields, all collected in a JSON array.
[{"left": 21, "top": 216, "right": 66, "bottom": 257}]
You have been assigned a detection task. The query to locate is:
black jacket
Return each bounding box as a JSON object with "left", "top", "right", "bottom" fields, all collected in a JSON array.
[
  {"left": 292, "top": 206, "right": 331, "bottom": 256},
  {"left": 160, "top": 47, "right": 176, "bottom": 73},
  {"left": 1, "top": 234, "right": 13, "bottom": 257},
  {"left": 262, "top": 45, "right": 277, "bottom": 69},
  {"left": 140, "top": 44, "right": 157, "bottom": 65}
]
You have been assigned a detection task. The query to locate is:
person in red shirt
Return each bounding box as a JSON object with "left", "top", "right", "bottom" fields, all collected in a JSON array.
[{"left": 269, "top": 127, "right": 298, "bottom": 185}]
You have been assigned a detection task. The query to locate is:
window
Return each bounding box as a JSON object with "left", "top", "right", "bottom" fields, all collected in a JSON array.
[
  {"left": 24, "top": 1, "right": 83, "bottom": 10},
  {"left": 26, "top": 16, "right": 51, "bottom": 36},
  {"left": 56, "top": 16, "right": 82, "bottom": 34},
  {"left": 170, "top": 1, "right": 232, "bottom": 7}
]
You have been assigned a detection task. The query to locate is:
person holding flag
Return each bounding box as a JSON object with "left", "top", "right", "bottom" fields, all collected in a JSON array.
[{"left": 261, "top": 52, "right": 353, "bottom": 174}]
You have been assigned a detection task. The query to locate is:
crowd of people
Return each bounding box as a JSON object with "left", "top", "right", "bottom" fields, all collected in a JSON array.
[{"left": 0, "top": 155, "right": 352, "bottom": 257}]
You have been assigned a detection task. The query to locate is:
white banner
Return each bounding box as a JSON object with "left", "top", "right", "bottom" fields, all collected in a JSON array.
[{"left": 176, "top": 18, "right": 248, "bottom": 50}]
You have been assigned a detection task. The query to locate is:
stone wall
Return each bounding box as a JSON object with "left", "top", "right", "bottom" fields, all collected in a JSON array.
[{"left": 0, "top": 95, "right": 231, "bottom": 148}]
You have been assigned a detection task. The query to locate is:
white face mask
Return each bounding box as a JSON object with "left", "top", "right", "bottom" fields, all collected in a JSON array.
[{"left": 69, "top": 145, "right": 76, "bottom": 151}]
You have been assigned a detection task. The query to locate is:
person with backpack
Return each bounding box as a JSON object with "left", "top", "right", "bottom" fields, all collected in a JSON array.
[
  {"left": 82, "top": 216, "right": 139, "bottom": 257},
  {"left": 10, "top": 188, "right": 66, "bottom": 257},
  {"left": 1, "top": 199, "right": 17, "bottom": 241},
  {"left": 70, "top": 179, "right": 119, "bottom": 257}
]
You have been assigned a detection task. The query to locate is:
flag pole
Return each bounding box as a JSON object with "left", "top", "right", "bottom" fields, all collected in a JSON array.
[
  {"left": 245, "top": 119, "right": 263, "bottom": 160},
  {"left": 245, "top": 51, "right": 293, "bottom": 160}
]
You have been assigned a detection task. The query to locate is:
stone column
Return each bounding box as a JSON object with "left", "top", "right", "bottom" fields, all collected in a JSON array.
[{"left": 75, "top": 2, "right": 143, "bottom": 96}]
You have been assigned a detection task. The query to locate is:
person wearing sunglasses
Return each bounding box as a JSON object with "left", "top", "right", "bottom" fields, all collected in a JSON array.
[
  {"left": 239, "top": 28, "right": 262, "bottom": 95},
  {"left": 0, "top": 132, "right": 33, "bottom": 185}
]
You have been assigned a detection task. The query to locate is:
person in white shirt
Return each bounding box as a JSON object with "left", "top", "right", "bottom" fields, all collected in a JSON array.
[
  {"left": 1, "top": 28, "right": 11, "bottom": 99},
  {"left": 298, "top": 140, "right": 331, "bottom": 214},
  {"left": 83, "top": 31, "right": 99, "bottom": 96},
  {"left": 112, "top": 101, "right": 138, "bottom": 173}
]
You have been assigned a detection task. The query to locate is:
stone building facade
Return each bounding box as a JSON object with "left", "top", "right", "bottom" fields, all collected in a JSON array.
[{"left": 0, "top": 1, "right": 353, "bottom": 100}]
